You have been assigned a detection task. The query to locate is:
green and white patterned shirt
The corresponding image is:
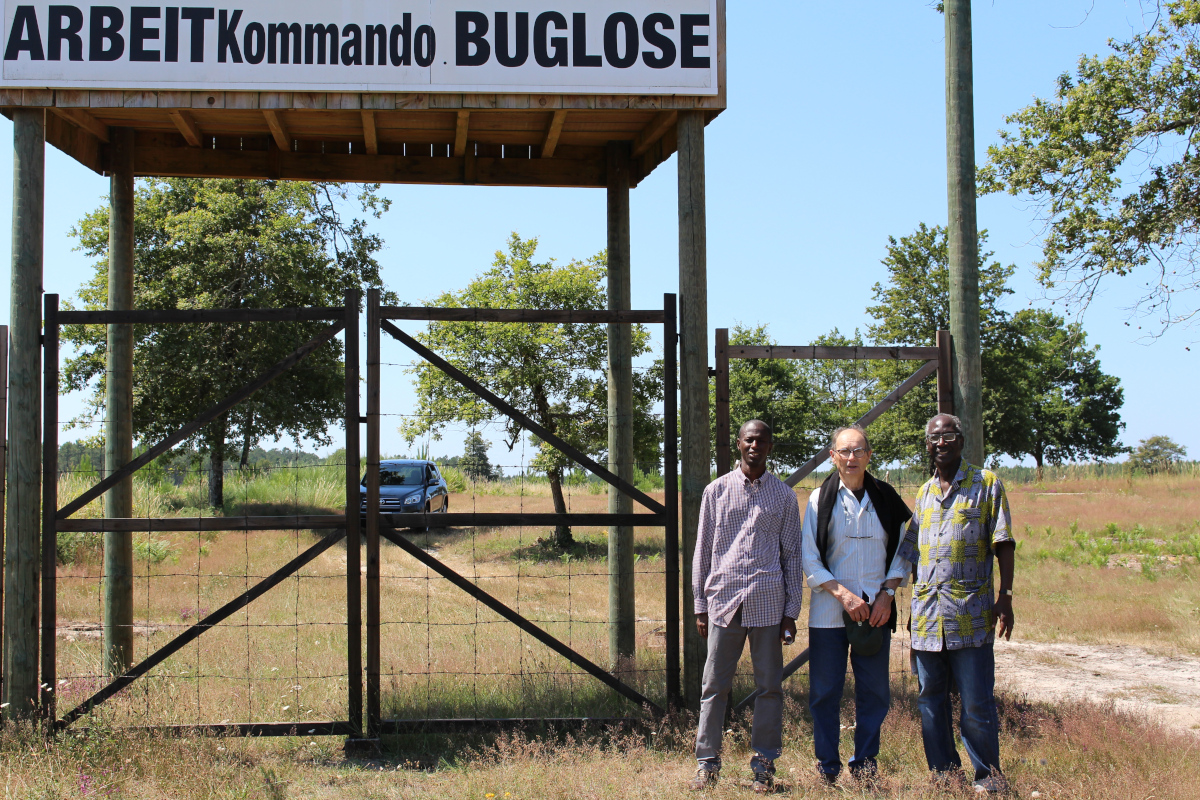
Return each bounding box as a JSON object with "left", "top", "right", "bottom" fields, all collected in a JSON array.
[{"left": 896, "top": 463, "right": 1013, "bottom": 651}]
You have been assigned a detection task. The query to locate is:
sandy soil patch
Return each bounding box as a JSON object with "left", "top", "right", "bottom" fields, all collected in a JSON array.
[{"left": 994, "top": 639, "right": 1200, "bottom": 736}]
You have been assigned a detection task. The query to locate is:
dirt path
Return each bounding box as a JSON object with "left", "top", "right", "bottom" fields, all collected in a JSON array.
[{"left": 993, "top": 639, "right": 1200, "bottom": 736}]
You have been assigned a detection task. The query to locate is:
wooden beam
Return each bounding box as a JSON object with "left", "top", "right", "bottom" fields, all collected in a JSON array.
[
  {"left": 132, "top": 146, "right": 607, "bottom": 187},
  {"left": 729, "top": 345, "right": 941, "bottom": 361},
  {"left": 262, "top": 109, "right": 290, "bottom": 151},
  {"left": 380, "top": 307, "right": 664, "bottom": 324},
  {"left": 361, "top": 110, "right": 378, "bottom": 155},
  {"left": 453, "top": 110, "right": 470, "bottom": 157},
  {"left": 49, "top": 108, "right": 109, "bottom": 143},
  {"left": 631, "top": 111, "right": 676, "bottom": 158},
  {"left": 167, "top": 110, "right": 202, "bottom": 147},
  {"left": 541, "top": 110, "right": 567, "bottom": 158}
]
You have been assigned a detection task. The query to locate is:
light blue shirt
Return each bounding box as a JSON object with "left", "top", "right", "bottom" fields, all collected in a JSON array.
[{"left": 801, "top": 479, "right": 911, "bottom": 629}]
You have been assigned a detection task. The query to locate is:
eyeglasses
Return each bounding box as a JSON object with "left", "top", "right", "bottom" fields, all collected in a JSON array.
[
  {"left": 833, "top": 447, "right": 869, "bottom": 459},
  {"left": 926, "top": 432, "right": 961, "bottom": 444}
]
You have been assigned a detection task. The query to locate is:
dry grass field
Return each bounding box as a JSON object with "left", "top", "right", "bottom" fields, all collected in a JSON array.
[{"left": 4, "top": 467, "right": 1200, "bottom": 798}]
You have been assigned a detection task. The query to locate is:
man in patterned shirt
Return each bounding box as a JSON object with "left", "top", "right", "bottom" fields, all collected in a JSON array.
[
  {"left": 688, "top": 420, "right": 803, "bottom": 793},
  {"left": 896, "top": 413, "right": 1015, "bottom": 794}
]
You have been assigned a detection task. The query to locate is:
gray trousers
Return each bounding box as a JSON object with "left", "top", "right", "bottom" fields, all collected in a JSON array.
[{"left": 695, "top": 607, "right": 784, "bottom": 769}]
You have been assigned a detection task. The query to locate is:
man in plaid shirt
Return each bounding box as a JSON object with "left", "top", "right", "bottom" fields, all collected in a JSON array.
[
  {"left": 688, "top": 420, "right": 803, "bottom": 793},
  {"left": 896, "top": 413, "right": 1015, "bottom": 794}
]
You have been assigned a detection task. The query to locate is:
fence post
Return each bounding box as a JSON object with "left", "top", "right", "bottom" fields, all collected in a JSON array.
[
  {"left": 104, "top": 127, "right": 136, "bottom": 676},
  {"left": 606, "top": 141, "right": 635, "bottom": 666},
  {"left": 4, "top": 107, "right": 44, "bottom": 718},
  {"left": 714, "top": 329, "right": 730, "bottom": 476},
  {"left": 0, "top": 325, "right": 6, "bottom": 717},
  {"left": 663, "top": 294, "right": 680, "bottom": 708},
  {"left": 936, "top": 330, "right": 955, "bottom": 415},
  {"left": 344, "top": 290, "right": 362, "bottom": 735},
  {"left": 365, "top": 289, "right": 381, "bottom": 739},
  {"left": 41, "top": 296, "right": 59, "bottom": 720}
]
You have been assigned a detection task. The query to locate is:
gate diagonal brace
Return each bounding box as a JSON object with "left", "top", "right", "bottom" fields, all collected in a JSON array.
[
  {"left": 380, "top": 319, "right": 666, "bottom": 515},
  {"left": 57, "top": 320, "right": 346, "bottom": 519},
  {"left": 378, "top": 524, "right": 665, "bottom": 717},
  {"left": 58, "top": 531, "right": 346, "bottom": 730}
]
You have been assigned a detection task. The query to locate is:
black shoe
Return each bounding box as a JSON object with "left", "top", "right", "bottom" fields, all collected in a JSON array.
[{"left": 687, "top": 765, "right": 718, "bottom": 791}]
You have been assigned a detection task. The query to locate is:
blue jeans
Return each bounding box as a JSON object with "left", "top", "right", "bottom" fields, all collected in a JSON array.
[
  {"left": 808, "top": 627, "right": 892, "bottom": 778},
  {"left": 914, "top": 644, "right": 1002, "bottom": 782}
]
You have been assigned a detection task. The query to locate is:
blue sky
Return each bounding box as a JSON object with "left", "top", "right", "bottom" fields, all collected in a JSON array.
[{"left": 0, "top": 1, "right": 1190, "bottom": 470}]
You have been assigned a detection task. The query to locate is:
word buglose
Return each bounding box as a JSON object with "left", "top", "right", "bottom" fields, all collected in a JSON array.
[{"left": 1, "top": 1, "right": 718, "bottom": 93}]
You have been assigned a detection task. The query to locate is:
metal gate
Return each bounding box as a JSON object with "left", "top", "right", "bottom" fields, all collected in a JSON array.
[{"left": 38, "top": 290, "right": 680, "bottom": 737}]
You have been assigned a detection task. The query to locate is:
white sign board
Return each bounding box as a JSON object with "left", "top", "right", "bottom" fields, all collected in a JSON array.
[{"left": 1, "top": 1, "right": 718, "bottom": 94}]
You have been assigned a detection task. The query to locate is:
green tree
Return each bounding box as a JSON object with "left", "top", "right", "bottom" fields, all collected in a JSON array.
[
  {"left": 980, "top": 1, "right": 1200, "bottom": 329},
  {"left": 865, "top": 224, "right": 1021, "bottom": 465},
  {"left": 1128, "top": 435, "right": 1188, "bottom": 473},
  {"left": 709, "top": 324, "right": 820, "bottom": 472},
  {"left": 64, "top": 178, "right": 391, "bottom": 508},
  {"left": 798, "top": 328, "right": 874, "bottom": 448},
  {"left": 401, "top": 234, "right": 661, "bottom": 548},
  {"left": 459, "top": 431, "right": 497, "bottom": 480},
  {"left": 999, "top": 309, "right": 1126, "bottom": 476}
]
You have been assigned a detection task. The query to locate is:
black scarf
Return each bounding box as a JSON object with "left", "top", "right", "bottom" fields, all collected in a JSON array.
[{"left": 815, "top": 470, "right": 911, "bottom": 632}]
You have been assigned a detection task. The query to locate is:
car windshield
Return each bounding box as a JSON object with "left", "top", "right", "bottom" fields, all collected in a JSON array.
[{"left": 362, "top": 465, "right": 425, "bottom": 486}]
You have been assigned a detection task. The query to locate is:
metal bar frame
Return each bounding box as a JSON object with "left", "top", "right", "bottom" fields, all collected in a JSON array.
[
  {"left": 43, "top": 302, "right": 359, "bottom": 735},
  {"left": 712, "top": 329, "right": 952, "bottom": 488},
  {"left": 365, "top": 292, "right": 681, "bottom": 721},
  {"left": 0, "top": 324, "right": 6, "bottom": 716}
]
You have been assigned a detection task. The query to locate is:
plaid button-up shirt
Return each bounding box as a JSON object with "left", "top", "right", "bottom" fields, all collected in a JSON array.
[
  {"left": 896, "top": 463, "right": 1014, "bottom": 651},
  {"left": 692, "top": 468, "right": 804, "bottom": 629}
]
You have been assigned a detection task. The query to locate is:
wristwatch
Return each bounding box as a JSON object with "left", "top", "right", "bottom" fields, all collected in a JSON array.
[
  {"left": 882, "top": 587, "right": 895, "bottom": 597},
  {"left": 999, "top": 589, "right": 1014, "bottom": 596}
]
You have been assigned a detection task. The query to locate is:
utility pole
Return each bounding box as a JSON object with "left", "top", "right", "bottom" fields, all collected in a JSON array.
[{"left": 945, "top": 0, "right": 984, "bottom": 466}]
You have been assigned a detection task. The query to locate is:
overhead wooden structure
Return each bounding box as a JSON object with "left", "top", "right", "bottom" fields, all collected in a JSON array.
[
  {"left": 1, "top": 1, "right": 724, "bottom": 717},
  {"left": 1, "top": 87, "right": 720, "bottom": 186}
]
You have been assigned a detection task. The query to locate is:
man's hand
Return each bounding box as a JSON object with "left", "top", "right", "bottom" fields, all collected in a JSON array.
[
  {"left": 868, "top": 592, "right": 892, "bottom": 628},
  {"left": 780, "top": 616, "right": 797, "bottom": 645},
  {"left": 696, "top": 612, "right": 709, "bottom": 639},
  {"left": 994, "top": 595, "right": 1014, "bottom": 640},
  {"left": 836, "top": 587, "right": 869, "bottom": 622}
]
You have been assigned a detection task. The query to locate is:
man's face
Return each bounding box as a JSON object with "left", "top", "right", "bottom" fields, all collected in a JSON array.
[
  {"left": 737, "top": 423, "right": 773, "bottom": 470},
  {"left": 831, "top": 429, "right": 871, "bottom": 481},
  {"left": 926, "top": 415, "right": 964, "bottom": 470}
]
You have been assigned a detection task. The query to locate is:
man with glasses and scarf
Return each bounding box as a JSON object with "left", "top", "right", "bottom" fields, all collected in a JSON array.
[
  {"left": 800, "top": 424, "right": 912, "bottom": 786},
  {"left": 896, "top": 413, "right": 1015, "bottom": 794}
]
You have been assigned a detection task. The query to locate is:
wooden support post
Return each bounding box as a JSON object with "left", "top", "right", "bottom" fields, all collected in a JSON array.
[
  {"left": 663, "top": 294, "right": 680, "bottom": 708},
  {"left": 606, "top": 142, "right": 635, "bottom": 666},
  {"left": 364, "top": 289, "right": 381, "bottom": 740},
  {"left": 676, "top": 110, "right": 709, "bottom": 710},
  {"left": 4, "top": 109, "right": 44, "bottom": 718},
  {"left": 104, "top": 127, "right": 135, "bottom": 676},
  {"left": 41, "top": 295, "right": 58, "bottom": 720},
  {"left": 936, "top": 330, "right": 955, "bottom": 415},
  {"left": 0, "top": 325, "right": 7, "bottom": 718},
  {"left": 343, "top": 290, "right": 362, "bottom": 736},
  {"left": 945, "top": 0, "right": 983, "bottom": 465},
  {"left": 714, "top": 328, "right": 730, "bottom": 476}
]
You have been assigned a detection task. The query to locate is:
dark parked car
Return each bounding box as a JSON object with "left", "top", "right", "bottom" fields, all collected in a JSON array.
[{"left": 360, "top": 459, "right": 449, "bottom": 527}]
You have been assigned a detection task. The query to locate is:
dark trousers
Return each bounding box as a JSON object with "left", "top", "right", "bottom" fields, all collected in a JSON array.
[
  {"left": 914, "top": 644, "right": 1002, "bottom": 782},
  {"left": 808, "top": 626, "right": 892, "bottom": 778}
]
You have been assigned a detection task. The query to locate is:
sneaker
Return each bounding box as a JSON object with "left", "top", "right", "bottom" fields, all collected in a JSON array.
[
  {"left": 972, "top": 775, "right": 1009, "bottom": 795},
  {"left": 751, "top": 770, "right": 774, "bottom": 794},
  {"left": 850, "top": 762, "right": 880, "bottom": 789},
  {"left": 687, "top": 766, "right": 719, "bottom": 791}
]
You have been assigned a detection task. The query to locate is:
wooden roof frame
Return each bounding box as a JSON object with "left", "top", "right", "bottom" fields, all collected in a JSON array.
[{"left": 0, "top": 2, "right": 725, "bottom": 189}]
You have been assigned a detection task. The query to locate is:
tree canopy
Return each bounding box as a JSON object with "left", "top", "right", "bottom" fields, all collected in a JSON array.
[
  {"left": 401, "top": 233, "right": 662, "bottom": 548},
  {"left": 1128, "top": 434, "right": 1188, "bottom": 473},
  {"left": 65, "top": 178, "right": 391, "bottom": 507},
  {"left": 980, "top": 0, "right": 1200, "bottom": 330}
]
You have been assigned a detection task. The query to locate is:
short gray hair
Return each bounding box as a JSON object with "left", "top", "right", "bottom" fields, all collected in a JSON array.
[
  {"left": 925, "top": 413, "right": 963, "bottom": 435},
  {"left": 830, "top": 424, "right": 871, "bottom": 451}
]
